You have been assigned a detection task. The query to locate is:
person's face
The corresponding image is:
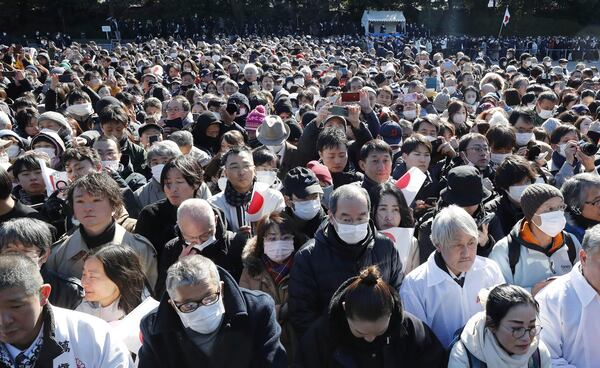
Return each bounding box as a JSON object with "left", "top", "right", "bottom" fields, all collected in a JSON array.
[
  {"left": 319, "top": 144, "right": 348, "bottom": 173},
  {"left": 0, "top": 285, "right": 50, "bottom": 350},
  {"left": 531, "top": 197, "right": 565, "bottom": 229},
  {"left": 438, "top": 230, "right": 478, "bottom": 275},
  {"left": 536, "top": 99, "right": 556, "bottom": 113},
  {"left": 462, "top": 75, "right": 475, "bottom": 87},
  {"left": 359, "top": 151, "right": 392, "bottom": 184},
  {"left": 244, "top": 69, "right": 258, "bottom": 82},
  {"left": 580, "top": 186, "right": 600, "bottom": 223},
  {"left": 492, "top": 304, "right": 539, "bottom": 355},
  {"left": 223, "top": 84, "right": 238, "bottom": 96},
  {"left": 94, "top": 140, "right": 120, "bottom": 162},
  {"left": 72, "top": 188, "right": 114, "bottom": 234},
  {"left": 416, "top": 121, "right": 437, "bottom": 138},
  {"left": 81, "top": 256, "right": 119, "bottom": 306},
  {"left": 178, "top": 215, "right": 215, "bottom": 246},
  {"left": 17, "top": 169, "right": 45, "bottom": 195},
  {"left": 465, "top": 138, "right": 490, "bottom": 169},
  {"left": 329, "top": 196, "right": 369, "bottom": 225},
  {"left": 513, "top": 118, "right": 535, "bottom": 134},
  {"left": 149, "top": 155, "right": 171, "bottom": 168},
  {"left": 25, "top": 118, "right": 39, "bottom": 137},
  {"left": 377, "top": 91, "right": 393, "bottom": 107},
  {"left": 264, "top": 223, "right": 294, "bottom": 242},
  {"left": 581, "top": 247, "right": 600, "bottom": 293},
  {"left": 558, "top": 131, "right": 578, "bottom": 145},
  {"left": 167, "top": 101, "right": 186, "bottom": 120},
  {"left": 38, "top": 120, "right": 61, "bottom": 132},
  {"left": 346, "top": 314, "right": 391, "bottom": 343},
  {"left": 261, "top": 77, "right": 274, "bottom": 91},
  {"left": 163, "top": 168, "right": 196, "bottom": 207},
  {"left": 145, "top": 106, "right": 161, "bottom": 117},
  {"left": 182, "top": 75, "right": 195, "bottom": 86},
  {"left": 169, "top": 280, "right": 221, "bottom": 314},
  {"left": 402, "top": 144, "right": 431, "bottom": 173},
  {"left": 224, "top": 152, "right": 255, "bottom": 192},
  {"left": 206, "top": 123, "right": 220, "bottom": 138},
  {"left": 65, "top": 159, "right": 98, "bottom": 182},
  {"left": 349, "top": 81, "right": 362, "bottom": 92},
  {"left": 376, "top": 194, "right": 401, "bottom": 230},
  {"left": 579, "top": 118, "right": 593, "bottom": 135},
  {"left": 1, "top": 243, "right": 47, "bottom": 268},
  {"left": 101, "top": 121, "right": 127, "bottom": 141}
]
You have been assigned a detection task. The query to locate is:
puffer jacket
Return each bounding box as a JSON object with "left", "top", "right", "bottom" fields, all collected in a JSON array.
[{"left": 288, "top": 221, "right": 403, "bottom": 337}]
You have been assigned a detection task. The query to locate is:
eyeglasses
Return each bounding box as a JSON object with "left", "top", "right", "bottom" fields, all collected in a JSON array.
[
  {"left": 466, "top": 145, "right": 490, "bottom": 153},
  {"left": 502, "top": 325, "right": 542, "bottom": 339},
  {"left": 173, "top": 289, "right": 221, "bottom": 313},
  {"left": 539, "top": 204, "right": 567, "bottom": 213}
]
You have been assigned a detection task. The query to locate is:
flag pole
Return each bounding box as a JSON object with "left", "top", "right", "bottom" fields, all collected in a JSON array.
[{"left": 498, "top": 22, "right": 504, "bottom": 38}]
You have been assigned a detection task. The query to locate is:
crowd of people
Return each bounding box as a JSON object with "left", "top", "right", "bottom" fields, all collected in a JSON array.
[{"left": 0, "top": 31, "right": 599, "bottom": 367}]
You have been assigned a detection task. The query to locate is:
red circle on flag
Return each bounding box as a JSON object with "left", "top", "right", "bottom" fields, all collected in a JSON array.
[
  {"left": 396, "top": 172, "right": 411, "bottom": 190},
  {"left": 247, "top": 192, "right": 265, "bottom": 215}
]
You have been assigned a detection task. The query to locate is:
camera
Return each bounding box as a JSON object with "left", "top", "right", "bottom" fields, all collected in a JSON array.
[
  {"left": 526, "top": 143, "right": 541, "bottom": 161},
  {"left": 579, "top": 141, "right": 599, "bottom": 156}
]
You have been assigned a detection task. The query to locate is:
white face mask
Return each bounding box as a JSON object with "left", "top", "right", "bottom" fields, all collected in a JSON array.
[
  {"left": 293, "top": 199, "right": 321, "bottom": 220},
  {"left": 333, "top": 218, "right": 369, "bottom": 245},
  {"left": 6, "top": 144, "right": 20, "bottom": 158},
  {"left": 465, "top": 96, "right": 477, "bottom": 105},
  {"left": 452, "top": 113, "right": 466, "bottom": 125},
  {"left": 403, "top": 110, "right": 417, "bottom": 120},
  {"left": 256, "top": 170, "right": 277, "bottom": 186},
  {"left": 34, "top": 147, "right": 56, "bottom": 159},
  {"left": 101, "top": 160, "right": 120, "bottom": 171},
  {"left": 263, "top": 239, "right": 295, "bottom": 263},
  {"left": 558, "top": 143, "right": 568, "bottom": 157},
  {"left": 508, "top": 184, "right": 528, "bottom": 203},
  {"left": 218, "top": 177, "right": 228, "bottom": 191},
  {"left": 424, "top": 135, "right": 438, "bottom": 142},
  {"left": 266, "top": 144, "right": 283, "bottom": 154},
  {"left": 151, "top": 164, "right": 165, "bottom": 183},
  {"left": 419, "top": 59, "right": 428, "bottom": 66},
  {"left": 446, "top": 86, "right": 456, "bottom": 95},
  {"left": 538, "top": 109, "right": 553, "bottom": 120},
  {"left": 490, "top": 152, "right": 510, "bottom": 165},
  {"left": 515, "top": 132, "right": 534, "bottom": 146},
  {"left": 534, "top": 210, "right": 566, "bottom": 237},
  {"left": 191, "top": 235, "right": 217, "bottom": 253},
  {"left": 67, "top": 103, "right": 94, "bottom": 118},
  {"left": 176, "top": 295, "right": 225, "bottom": 334}
]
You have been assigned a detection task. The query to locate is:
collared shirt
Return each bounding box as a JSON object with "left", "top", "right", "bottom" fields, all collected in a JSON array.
[
  {"left": 1, "top": 327, "right": 43, "bottom": 367},
  {"left": 537, "top": 263, "right": 600, "bottom": 367}
]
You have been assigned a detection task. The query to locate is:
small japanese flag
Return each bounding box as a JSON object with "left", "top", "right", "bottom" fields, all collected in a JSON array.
[
  {"left": 246, "top": 182, "right": 278, "bottom": 223},
  {"left": 380, "top": 227, "right": 415, "bottom": 272},
  {"left": 395, "top": 167, "right": 427, "bottom": 206},
  {"left": 38, "top": 159, "right": 69, "bottom": 196},
  {"left": 503, "top": 7, "right": 510, "bottom": 26}
]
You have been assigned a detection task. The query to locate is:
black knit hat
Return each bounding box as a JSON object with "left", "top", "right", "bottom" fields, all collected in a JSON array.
[{"left": 521, "top": 183, "right": 564, "bottom": 220}]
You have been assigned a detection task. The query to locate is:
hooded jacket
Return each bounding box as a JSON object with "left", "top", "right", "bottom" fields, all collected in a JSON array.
[
  {"left": 294, "top": 274, "right": 446, "bottom": 368},
  {"left": 448, "top": 312, "right": 551, "bottom": 368},
  {"left": 289, "top": 221, "right": 403, "bottom": 337}
]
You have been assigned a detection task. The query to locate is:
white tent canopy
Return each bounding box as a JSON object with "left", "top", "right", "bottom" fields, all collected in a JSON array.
[{"left": 361, "top": 10, "right": 406, "bottom": 35}]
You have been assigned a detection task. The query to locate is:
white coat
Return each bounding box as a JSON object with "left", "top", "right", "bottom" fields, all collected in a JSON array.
[
  {"left": 400, "top": 253, "right": 505, "bottom": 347},
  {"left": 536, "top": 263, "right": 600, "bottom": 368}
]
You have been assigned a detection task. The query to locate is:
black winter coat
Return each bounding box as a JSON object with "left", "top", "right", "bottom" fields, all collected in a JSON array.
[
  {"left": 294, "top": 275, "right": 446, "bottom": 368},
  {"left": 484, "top": 193, "right": 524, "bottom": 238},
  {"left": 138, "top": 267, "right": 288, "bottom": 368},
  {"left": 289, "top": 222, "right": 403, "bottom": 337},
  {"left": 135, "top": 198, "right": 177, "bottom": 259}
]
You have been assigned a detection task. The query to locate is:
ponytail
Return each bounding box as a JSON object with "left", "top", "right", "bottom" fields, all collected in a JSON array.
[{"left": 344, "top": 266, "right": 395, "bottom": 321}]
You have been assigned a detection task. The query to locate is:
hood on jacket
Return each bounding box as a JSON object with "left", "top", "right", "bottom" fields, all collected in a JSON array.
[
  {"left": 31, "top": 129, "right": 66, "bottom": 154},
  {"left": 460, "top": 311, "right": 540, "bottom": 367}
]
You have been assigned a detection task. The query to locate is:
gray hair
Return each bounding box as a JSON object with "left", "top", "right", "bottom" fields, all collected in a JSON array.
[
  {"left": 168, "top": 130, "right": 194, "bottom": 148},
  {"left": 561, "top": 173, "right": 600, "bottom": 212},
  {"left": 166, "top": 255, "right": 220, "bottom": 297},
  {"left": 177, "top": 198, "right": 215, "bottom": 227},
  {"left": 0, "top": 254, "right": 44, "bottom": 296},
  {"left": 147, "top": 141, "right": 182, "bottom": 162},
  {"left": 329, "top": 184, "right": 371, "bottom": 214},
  {"left": 0, "top": 218, "right": 53, "bottom": 257},
  {"left": 430, "top": 205, "right": 479, "bottom": 250},
  {"left": 582, "top": 224, "right": 600, "bottom": 255},
  {"left": 243, "top": 63, "right": 258, "bottom": 75}
]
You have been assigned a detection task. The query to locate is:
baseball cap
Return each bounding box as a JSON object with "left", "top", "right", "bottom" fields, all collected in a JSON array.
[{"left": 380, "top": 122, "right": 403, "bottom": 146}]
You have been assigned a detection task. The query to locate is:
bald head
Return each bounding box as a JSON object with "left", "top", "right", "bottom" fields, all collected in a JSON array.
[
  {"left": 329, "top": 184, "right": 370, "bottom": 218},
  {"left": 177, "top": 198, "right": 215, "bottom": 226}
]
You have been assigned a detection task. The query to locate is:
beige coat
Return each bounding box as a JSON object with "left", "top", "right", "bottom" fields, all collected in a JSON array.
[{"left": 47, "top": 224, "right": 158, "bottom": 289}]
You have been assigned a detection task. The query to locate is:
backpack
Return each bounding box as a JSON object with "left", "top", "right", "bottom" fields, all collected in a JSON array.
[
  {"left": 507, "top": 231, "right": 577, "bottom": 276},
  {"left": 449, "top": 327, "right": 541, "bottom": 368}
]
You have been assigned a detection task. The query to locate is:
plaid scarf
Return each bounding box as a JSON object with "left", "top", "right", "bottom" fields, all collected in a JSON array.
[
  {"left": 224, "top": 180, "right": 253, "bottom": 208},
  {"left": 262, "top": 253, "right": 294, "bottom": 285}
]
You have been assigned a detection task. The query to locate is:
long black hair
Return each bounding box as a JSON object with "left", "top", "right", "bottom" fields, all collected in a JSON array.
[{"left": 369, "top": 182, "right": 415, "bottom": 228}]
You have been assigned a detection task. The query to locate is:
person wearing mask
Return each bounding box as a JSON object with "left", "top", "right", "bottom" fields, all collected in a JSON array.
[
  {"left": 532, "top": 91, "right": 558, "bottom": 126},
  {"left": 490, "top": 184, "right": 580, "bottom": 295},
  {"left": 289, "top": 184, "right": 403, "bottom": 337},
  {"left": 448, "top": 284, "right": 551, "bottom": 367},
  {"left": 446, "top": 100, "right": 471, "bottom": 137},
  {"left": 370, "top": 183, "right": 419, "bottom": 274},
  {"left": 0, "top": 218, "right": 83, "bottom": 309},
  {"left": 77, "top": 245, "right": 151, "bottom": 323},
  {"left": 412, "top": 115, "right": 457, "bottom": 166},
  {"left": 562, "top": 173, "right": 600, "bottom": 243},
  {"left": 31, "top": 129, "right": 66, "bottom": 170},
  {"left": 359, "top": 139, "right": 394, "bottom": 194},
  {"left": 208, "top": 146, "right": 285, "bottom": 232},
  {"left": 485, "top": 125, "right": 516, "bottom": 168},
  {"left": 0, "top": 254, "right": 132, "bottom": 367},
  {"left": 536, "top": 223, "right": 600, "bottom": 367},
  {"left": 93, "top": 135, "right": 147, "bottom": 192},
  {"left": 138, "top": 255, "right": 287, "bottom": 367},
  {"left": 135, "top": 155, "right": 210, "bottom": 259},
  {"left": 508, "top": 109, "right": 537, "bottom": 149},
  {"left": 281, "top": 167, "right": 327, "bottom": 242},
  {"left": 400, "top": 205, "right": 505, "bottom": 347},
  {"left": 550, "top": 124, "right": 597, "bottom": 189},
  {"left": 134, "top": 141, "right": 182, "bottom": 209},
  {"left": 240, "top": 213, "right": 304, "bottom": 361},
  {"left": 296, "top": 266, "right": 446, "bottom": 367},
  {"left": 252, "top": 147, "right": 282, "bottom": 190},
  {"left": 46, "top": 172, "right": 157, "bottom": 289},
  {"left": 156, "top": 198, "right": 244, "bottom": 297}
]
